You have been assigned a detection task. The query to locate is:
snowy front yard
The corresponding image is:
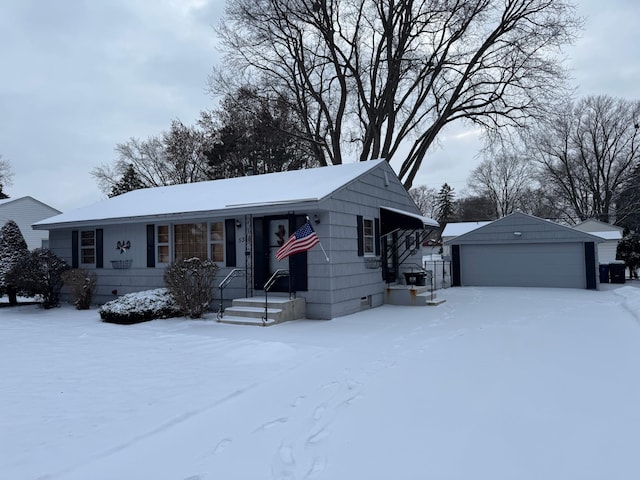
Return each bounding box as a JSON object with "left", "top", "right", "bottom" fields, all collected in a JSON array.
[{"left": 2, "top": 286, "right": 640, "bottom": 480}]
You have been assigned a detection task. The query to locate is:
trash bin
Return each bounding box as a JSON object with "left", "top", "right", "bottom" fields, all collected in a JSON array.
[
  {"left": 599, "top": 264, "right": 610, "bottom": 283},
  {"left": 404, "top": 272, "right": 426, "bottom": 286},
  {"left": 609, "top": 263, "right": 626, "bottom": 284}
]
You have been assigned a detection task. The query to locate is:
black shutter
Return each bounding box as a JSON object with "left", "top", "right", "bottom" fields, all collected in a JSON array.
[
  {"left": 146, "top": 224, "right": 155, "bottom": 268},
  {"left": 357, "top": 215, "right": 364, "bottom": 257},
  {"left": 225, "top": 219, "right": 236, "bottom": 267},
  {"left": 71, "top": 230, "right": 79, "bottom": 268},
  {"left": 374, "top": 217, "right": 381, "bottom": 256},
  {"left": 585, "top": 242, "right": 597, "bottom": 290},
  {"left": 289, "top": 214, "right": 308, "bottom": 292},
  {"left": 452, "top": 245, "right": 461, "bottom": 287},
  {"left": 253, "top": 217, "right": 265, "bottom": 289},
  {"left": 96, "top": 229, "right": 104, "bottom": 268}
]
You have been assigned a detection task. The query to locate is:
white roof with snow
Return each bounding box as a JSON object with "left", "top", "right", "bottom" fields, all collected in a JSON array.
[
  {"left": 441, "top": 221, "right": 491, "bottom": 238},
  {"left": 587, "top": 230, "right": 623, "bottom": 240},
  {"left": 35, "top": 160, "right": 406, "bottom": 228}
]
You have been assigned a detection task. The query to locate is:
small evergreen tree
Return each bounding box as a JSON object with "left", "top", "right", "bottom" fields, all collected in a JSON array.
[
  {"left": 0, "top": 220, "right": 29, "bottom": 305},
  {"left": 435, "top": 183, "right": 456, "bottom": 225},
  {"left": 616, "top": 231, "right": 640, "bottom": 279},
  {"left": 7, "top": 249, "right": 70, "bottom": 308},
  {"left": 109, "top": 163, "right": 146, "bottom": 197}
]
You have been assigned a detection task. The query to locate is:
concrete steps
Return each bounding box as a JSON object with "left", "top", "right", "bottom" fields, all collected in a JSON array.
[
  {"left": 217, "top": 296, "right": 305, "bottom": 326},
  {"left": 385, "top": 285, "right": 446, "bottom": 306}
]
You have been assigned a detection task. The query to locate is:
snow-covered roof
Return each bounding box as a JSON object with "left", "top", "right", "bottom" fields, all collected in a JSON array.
[
  {"left": 587, "top": 230, "right": 623, "bottom": 241},
  {"left": 441, "top": 221, "right": 491, "bottom": 238},
  {"left": 34, "top": 161, "right": 387, "bottom": 229}
]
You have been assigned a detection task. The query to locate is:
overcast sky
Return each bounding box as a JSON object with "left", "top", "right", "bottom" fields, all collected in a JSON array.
[{"left": 1, "top": 0, "right": 639, "bottom": 213}]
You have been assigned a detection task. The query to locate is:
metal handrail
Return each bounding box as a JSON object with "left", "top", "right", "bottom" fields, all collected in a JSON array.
[
  {"left": 262, "top": 269, "right": 289, "bottom": 325},
  {"left": 217, "top": 268, "right": 246, "bottom": 320}
]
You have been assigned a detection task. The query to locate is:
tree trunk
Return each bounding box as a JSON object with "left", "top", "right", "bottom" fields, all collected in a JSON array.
[{"left": 7, "top": 285, "right": 18, "bottom": 306}]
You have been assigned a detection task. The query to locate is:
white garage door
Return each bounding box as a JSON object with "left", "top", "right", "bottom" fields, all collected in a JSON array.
[{"left": 460, "top": 243, "right": 586, "bottom": 288}]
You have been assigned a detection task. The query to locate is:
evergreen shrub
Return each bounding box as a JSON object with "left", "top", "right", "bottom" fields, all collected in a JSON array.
[{"left": 99, "top": 288, "right": 183, "bottom": 324}]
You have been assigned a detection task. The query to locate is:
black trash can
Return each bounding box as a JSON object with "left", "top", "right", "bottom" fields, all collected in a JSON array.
[
  {"left": 599, "top": 264, "right": 610, "bottom": 283},
  {"left": 609, "top": 263, "right": 626, "bottom": 284}
]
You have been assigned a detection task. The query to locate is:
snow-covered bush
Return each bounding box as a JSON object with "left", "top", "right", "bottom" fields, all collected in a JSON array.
[
  {"left": 164, "top": 257, "right": 218, "bottom": 319},
  {"left": 99, "top": 288, "right": 183, "bottom": 324},
  {"left": 7, "top": 248, "right": 69, "bottom": 309},
  {"left": 0, "top": 220, "right": 29, "bottom": 305},
  {"left": 61, "top": 269, "right": 97, "bottom": 310}
]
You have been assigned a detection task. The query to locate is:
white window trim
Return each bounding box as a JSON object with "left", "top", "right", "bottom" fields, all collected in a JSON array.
[
  {"left": 79, "top": 230, "right": 96, "bottom": 265},
  {"left": 363, "top": 218, "right": 375, "bottom": 256}
]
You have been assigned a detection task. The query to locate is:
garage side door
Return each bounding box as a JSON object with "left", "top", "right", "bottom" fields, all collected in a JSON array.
[{"left": 460, "top": 243, "right": 586, "bottom": 288}]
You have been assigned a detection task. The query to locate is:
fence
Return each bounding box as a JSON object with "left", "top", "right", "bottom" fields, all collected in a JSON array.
[{"left": 422, "top": 259, "right": 452, "bottom": 290}]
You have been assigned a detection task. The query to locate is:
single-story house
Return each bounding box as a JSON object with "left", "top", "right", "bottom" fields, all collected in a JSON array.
[
  {"left": 33, "top": 160, "right": 438, "bottom": 319},
  {"left": 572, "top": 219, "right": 623, "bottom": 264},
  {"left": 444, "top": 212, "right": 602, "bottom": 289},
  {"left": 0, "top": 196, "right": 61, "bottom": 250}
]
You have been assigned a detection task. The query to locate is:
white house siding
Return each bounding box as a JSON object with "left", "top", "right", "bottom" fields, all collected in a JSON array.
[
  {"left": 598, "top": 241, "right": 619, "bottom": 264},
  {"left": 0, "top": 197, "right": 60, "bottom": 250}
]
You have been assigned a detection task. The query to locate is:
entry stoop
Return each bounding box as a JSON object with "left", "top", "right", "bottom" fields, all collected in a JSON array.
[
  {"left": 217, "top": 297, "right": 306, "bottom": 326},
  {"left": 385, "top": 285, "right": 446, "bottom": 306}
]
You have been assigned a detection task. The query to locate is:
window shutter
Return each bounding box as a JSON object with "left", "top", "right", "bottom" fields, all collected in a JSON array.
[
  {"left": 357, "top": 215, "right": 364, "bottom": 257},
  {"left": 96, "top": 229, "right": 104, "bottom": 268},
  {"left": 374, "top": 218, "right": 381, "bottom": 256},
  {"left": 71, "top": 230, "right": 79, "bottom": 268},
  {"left": 146, "top": 224, "right": 155, "bottom": 268},
  {"left": 225, "top": 219, "right": 237, "bottom": 267}
]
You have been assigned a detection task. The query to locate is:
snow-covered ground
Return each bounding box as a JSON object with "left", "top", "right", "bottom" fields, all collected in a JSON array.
[{"left": 2, "top": 285, "right": 640, "bottom": 480}]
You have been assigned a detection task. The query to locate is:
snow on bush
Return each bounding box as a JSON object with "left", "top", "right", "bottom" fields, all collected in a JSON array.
[
  {"left": 99, "top": 288, "right": 183, "bottom": 325},
  {"left": 164, "top": 257, "right": 218, "bottom": 319}
]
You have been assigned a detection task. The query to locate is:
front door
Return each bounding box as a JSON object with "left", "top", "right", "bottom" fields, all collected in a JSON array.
[{"left": 253, "top": 214, "right": 308, "bottom": 292}]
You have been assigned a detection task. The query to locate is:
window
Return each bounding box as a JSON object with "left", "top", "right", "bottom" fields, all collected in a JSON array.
[
  {"left": 363, "top": 219, "right": 374, "bottom": 255},
  {"left": 210, "top": 221, "right": 224, "bottom": 263},
  {"left": 174, "top": 223, "right": 207, "bottom": 261},
  {"left": 157, "top": 225, "right": 170, "bottom": 263},
  {"left": 80, "top": 230, "right": 95, "bottom": 264}
]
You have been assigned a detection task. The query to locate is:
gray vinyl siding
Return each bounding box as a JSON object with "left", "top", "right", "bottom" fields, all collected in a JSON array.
[
  {"left": 313, "top": 162, "right": 424, "bottom": 319},
  {"left": 460, "top": 243, "right": 586, "bottom": 288},
  {"left": 447, "top": 212, "right": 602, "bottom": 290}
]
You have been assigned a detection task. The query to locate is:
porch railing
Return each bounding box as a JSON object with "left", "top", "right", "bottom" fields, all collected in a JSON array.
[
  {"left": 262, "top": 269, "right": 290, "bottom": 325},
  {"left": 216, "top": 268, "right": 246, "bottom": 320}
]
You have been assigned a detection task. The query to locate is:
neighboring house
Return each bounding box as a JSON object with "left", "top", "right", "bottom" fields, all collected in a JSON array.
[
  {"left": 440, "top": 221, "right": 491, "bottom": 258},
  {"left": 444, "top": 212, "right": 602, "bottom": 289},
  {"left": 33, "top": 160, "right": 438, "bottom": 319},
  {"left": 0, "top": 196, "right": 61, "bottom": 250},
  {"left": 572, "top": 219, "right": 624, "bottom": 264}
]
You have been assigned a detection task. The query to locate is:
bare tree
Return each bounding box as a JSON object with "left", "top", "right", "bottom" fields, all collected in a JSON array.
[
  {"left": 530, "top": 95, "right": 640, "bottom": 224},
  {"left": 91, "top": 121, "right": 212, "bottom": 196},
  {"left": 0, "top": 155, "right": 13, "bottom": 199},
  {"left": 409, "top": 185, "right": 438, "bottom": 219},
  {"left": 467, "top": 147, "right": 536, "bottom": 217},
  {"left": 214, "top": 0, "right": 581, "bottom": 188}
]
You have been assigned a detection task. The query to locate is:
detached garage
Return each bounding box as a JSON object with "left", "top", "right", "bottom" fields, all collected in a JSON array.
[{"left": 445, "top": 213, "right": 602, "bottom": 290}]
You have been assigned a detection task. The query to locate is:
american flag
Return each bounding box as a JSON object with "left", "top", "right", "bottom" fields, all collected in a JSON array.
[{"left": 276, "top": 221, "right": 320, "bottom": 261}]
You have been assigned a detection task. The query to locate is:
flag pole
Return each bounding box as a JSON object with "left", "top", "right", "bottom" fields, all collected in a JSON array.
[{"left": 307, "top": 216, "right": 330, "bottom": 263}]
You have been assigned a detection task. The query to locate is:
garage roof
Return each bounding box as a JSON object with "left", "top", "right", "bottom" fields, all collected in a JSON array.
[{"left": 444, "top": 212, "right": 603, "bottom": 245}]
